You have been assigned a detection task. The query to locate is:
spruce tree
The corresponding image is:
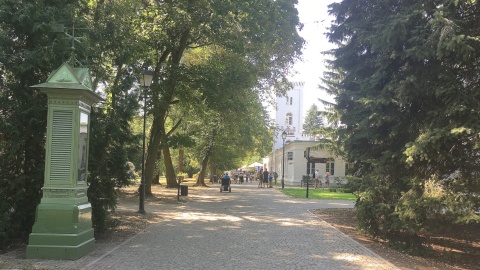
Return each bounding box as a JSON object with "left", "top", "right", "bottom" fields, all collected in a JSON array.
[{"left": 326, "top": 0, "right": 480, "bottom": 247}]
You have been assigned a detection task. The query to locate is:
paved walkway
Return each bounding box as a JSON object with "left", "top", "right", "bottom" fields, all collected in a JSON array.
[{"left": 1, "top": 182, "right": 399, "bottom": 270}]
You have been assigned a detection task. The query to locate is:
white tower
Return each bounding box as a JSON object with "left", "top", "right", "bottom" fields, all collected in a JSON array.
[{"left": 273, "top": 82, "right": 305, "bottom": 150}]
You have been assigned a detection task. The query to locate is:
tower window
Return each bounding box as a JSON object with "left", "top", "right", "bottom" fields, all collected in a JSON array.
[
  {"left": 285, "top": 113, "right": 293, "bottom": 125},
  {"left": 290, "top": 97, "right": 293, "bottom": 105}
]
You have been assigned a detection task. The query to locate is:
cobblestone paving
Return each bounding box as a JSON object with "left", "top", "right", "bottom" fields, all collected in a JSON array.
[
  {"left": 87, "top": 183, "right": 397, "bottom": 270},
  {"left": 0, "top": 183, "right": 399, "bottom": 270}
]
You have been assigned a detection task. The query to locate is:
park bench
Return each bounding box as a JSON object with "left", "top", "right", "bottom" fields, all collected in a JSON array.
[{"left": 300, "top": 178, "right": 315, "bottom": 187}]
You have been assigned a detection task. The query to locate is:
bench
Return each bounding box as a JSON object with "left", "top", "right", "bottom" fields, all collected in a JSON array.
[{"left": 300, "top": 179, "right": 315, "bottom": 187}]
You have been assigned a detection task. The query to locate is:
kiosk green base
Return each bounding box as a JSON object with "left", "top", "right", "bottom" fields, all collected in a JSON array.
[{"left": 26, "top": 202, "right": 95, "bottom": 260}]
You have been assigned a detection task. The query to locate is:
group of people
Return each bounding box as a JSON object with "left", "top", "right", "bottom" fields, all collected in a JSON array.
[
  {"left": 221, "top": 168, "right": 330, "bottom": 189},
  {"left": 257, "top": 168, "right": 273, "bottom": 188},
  {"left": 220, "top": 172, "right": 253, "bottom": 185},
  {"left": 232, "top": 172, "right": 253, "bottom": 184},
  {"left": 220, "top": 170, "right": 275, "bottom": 188},
  {"left": 313, "top": 169, "right": 330, "bottom": 189}
]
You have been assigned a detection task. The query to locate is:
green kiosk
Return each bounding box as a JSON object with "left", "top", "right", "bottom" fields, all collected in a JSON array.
[{"left": 26, "top": 62, "right": 103, "bottom": 260}]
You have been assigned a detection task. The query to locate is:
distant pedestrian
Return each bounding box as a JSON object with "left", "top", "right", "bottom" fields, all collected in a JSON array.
[
  {"left": 314, "top": 169, "right": 320, "bottom": 189},
  {"left": 263, "top": 169, "right": 269, "bottom": 188},
  {"left": 258, "top": 169, "right": 264, "bottom": 188},
  {"left": 325, "top": 171, "right": 330, "bottom": 188}
]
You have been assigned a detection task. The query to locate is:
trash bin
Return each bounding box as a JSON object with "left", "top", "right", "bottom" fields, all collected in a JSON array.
[{"left": 180, "top": 185, "right": 188, "bottom": 196}]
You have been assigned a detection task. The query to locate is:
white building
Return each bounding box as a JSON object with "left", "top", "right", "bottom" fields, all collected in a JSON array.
[
  {"left": 266, "top": 142, "right": 348, "bottom": 186},
  {"left": 265, "top": 82, "right": 348, "bottom": 186},
  {"left": 273, "top": 82, "right": 305, "bottom": 150}
]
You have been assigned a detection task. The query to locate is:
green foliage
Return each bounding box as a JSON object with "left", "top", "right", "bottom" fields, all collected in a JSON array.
[
  {"left": 0, "top": 0, "right": 143, "bottom": 245},
  {"left": 0, "top": 0, "right": 77, "bottom": 247},
  {"left": 133, "top": 0, "right": 304, "bottom": 187},
  {"left": 166, "top": 134, "right": 196, "bottom": 149},
  {"left": 87, "top": 100, "right": 140, "bottom": 233},
  {"left": 333, "top": 176, "right": 346, "bottom": 188},
  {"left": 302, "top": 104, "right": 323, "bottom": 136},
  {"left": 342, "top": 176, "right": 362, "bottom": 193},
  {"left": 326, "top": 0, "right": 480, "bottom": 249},
  {"left": 0, "top": 0, "right": 303, "bottom": 247}
]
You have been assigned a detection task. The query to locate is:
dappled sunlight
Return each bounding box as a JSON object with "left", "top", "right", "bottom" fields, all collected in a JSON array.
[
  {"left": 274, "top": 197, "right": 355, "bottom": 207},
  {"left": 332, "top": 252, "right": 394, "bottom": 269},
  {"left": 274, "top": 198, "right": 314, "bottom": 204},
  {"left": 185, "top": 235, "right": 205, "bottom": 239},
  {"left": 274, "top": 217, "right": 308, "bottom": 227},
  {"left": 149, "top": 208, "right": 318, "bottom": 229},
  {"left": 333, "top": 253, "right": 361, "bottom": 262},
  {"left": 191, "top": 194, "right": 233, "bottom": 203},
  {"left": 242, "top": 216, "right": 260, "bottom": 222},
  {"left": 77, "top": 184, "right": 399, "bottom": 270},
  {"left": 175, "top": 212, "right": 243, "bottom": 222}
]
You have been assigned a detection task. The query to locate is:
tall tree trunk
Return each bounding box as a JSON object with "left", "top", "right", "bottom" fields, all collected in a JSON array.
[
  {"left": 178, "top": 148, "right": 184, "bottom": 173},
  {"left": 195, "top": 148, "right": 210, "bottom": 186},
  {"left": 162, "top": 138, "right": 177, "bottom": 188},
  {"left": 152, "top": 149, "right": 162, "bottom": 185},
  {"left": 144, "top": 111, "right": 165, "bottom": 195},
  {"left": 209, "top": 158, "right": 215, "bottom": 184},
  {"left": 196, "top": 128, "right": 217, "bottom": 186}
]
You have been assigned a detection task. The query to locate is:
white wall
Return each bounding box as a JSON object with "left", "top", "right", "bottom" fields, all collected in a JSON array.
[
  {"left": 273, "top": 82, "right": 305, "bottom": 150},
  {"left": 268, "top": 141, "right": 348, "bottom": 186}
]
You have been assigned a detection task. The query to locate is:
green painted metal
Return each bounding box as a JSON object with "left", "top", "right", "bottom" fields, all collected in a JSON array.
[{"left": 27, "top": 62, "right": 103, "bottom": 260}]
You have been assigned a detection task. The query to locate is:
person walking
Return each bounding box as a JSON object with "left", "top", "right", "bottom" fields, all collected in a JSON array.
[
  {"left": 314, "top": 169, "right": 320, "bottom": 189},
  {"left": 325, "top": 171, "right": 330, "bottom": 188},
  {"left": 258, "top": 169, "right": 264, "bottom": 188},
  {"left": 263, "top": 168, "right": 270, "bottom": 188},
  {"left": 268, "top": 172, "right": 273, "bottom": 188}
]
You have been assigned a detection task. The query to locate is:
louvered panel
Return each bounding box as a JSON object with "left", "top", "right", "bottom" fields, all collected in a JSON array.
[{"left": 50, "top": 110, "right": 73, "bottom": 182}]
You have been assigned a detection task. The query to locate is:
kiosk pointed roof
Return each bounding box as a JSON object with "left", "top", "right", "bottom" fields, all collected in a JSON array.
[{"left": 31, "top": 62, "right": 93, "bottom": 91}]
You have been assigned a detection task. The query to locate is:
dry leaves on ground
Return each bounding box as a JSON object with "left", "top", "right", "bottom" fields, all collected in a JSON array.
[{"left": 313, "top": 209, "right": 480, "bottom": 270}]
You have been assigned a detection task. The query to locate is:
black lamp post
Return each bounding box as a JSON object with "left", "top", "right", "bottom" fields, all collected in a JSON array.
[
  {"left": 281, "top": 130, "right": 287, "bottom": 189},
  {"left": 138, "top": 68, "right": 153, "bottom": 214}
]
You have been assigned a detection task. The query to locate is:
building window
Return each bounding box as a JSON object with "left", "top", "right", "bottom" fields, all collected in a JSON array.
[
  {"left": 345, "top": 163, "right": 354, "bottom": 176},
  {"left": 326, "top": 160, "right": 335, "bottom": 175},
  {"left": 307, "top": 162, "right": 315, "bottom": 175},
  {"left": 287, "top": 152, "right": 293, "bottom": 160},
  {"left": 285, "top": 113, "right": 292, "bottom": 126},
  {"left": 290, "top": 97, "right": 293, "bottom": 105}
]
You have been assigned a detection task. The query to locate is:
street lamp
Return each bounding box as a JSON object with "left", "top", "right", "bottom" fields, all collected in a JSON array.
[
  {"left": 281, "top": 130, "right": 287, "bottom": 189},
  {"left": 138, "top": 68, "right": 153, "bottom": 214}
]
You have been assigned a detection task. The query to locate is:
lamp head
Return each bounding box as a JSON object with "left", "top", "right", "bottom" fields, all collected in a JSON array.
[
  {"left": 281, "top": 130, "right": 287, "bottom": 140},
  {"left": 140, "top": 68, "right": 154, "bottom": 87}
]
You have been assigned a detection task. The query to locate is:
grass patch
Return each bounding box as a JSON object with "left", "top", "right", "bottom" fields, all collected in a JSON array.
[{"left": 280, "top": 188, "right": 357, "bottom": 200}]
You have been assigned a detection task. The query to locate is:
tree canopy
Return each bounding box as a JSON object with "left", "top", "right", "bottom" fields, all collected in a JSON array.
[
  {"left": 325, "top": 0, "right": 480, "bottom": 247},
  {"left": 302, "top": 104, "right": 323, "bottom": 136},
  {"left": 0, "top": 0, "right": 303, "bottom": 247}
]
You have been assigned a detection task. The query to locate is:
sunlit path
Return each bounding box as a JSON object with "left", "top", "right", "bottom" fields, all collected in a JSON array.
[{"left": 81, "top": 183, "right": 397, "bottom": 270}]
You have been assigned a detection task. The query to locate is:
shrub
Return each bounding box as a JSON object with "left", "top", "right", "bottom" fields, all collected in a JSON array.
[{"left": 343, "top": 176, "right": 362, "bottom": 193}]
